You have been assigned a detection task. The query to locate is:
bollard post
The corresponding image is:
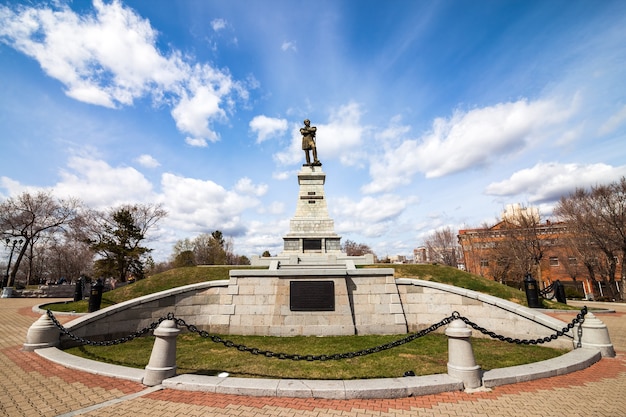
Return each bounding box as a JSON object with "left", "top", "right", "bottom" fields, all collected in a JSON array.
[
  {"left": 574, "top": 312, "right": 615, "bottom": 357},
  {"left": 445, "top": 319, "right": 482, "bottom": 390},
  {"left": 143, "top": 319, "right": 180, "bottom": 386},
  {"left": 23, "top": 314, "right": 60, "bottom": 351}
]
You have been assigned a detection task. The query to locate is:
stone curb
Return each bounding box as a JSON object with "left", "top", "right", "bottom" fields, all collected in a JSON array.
[
  {"left": 482, "top": 348, "right": 602, "bottom": 387},
  {"left": 33, "top": 345, "right": 603, "bottom": 399},
  {"left": 35, "top": 347, "right": 145, "bottom": 383}
]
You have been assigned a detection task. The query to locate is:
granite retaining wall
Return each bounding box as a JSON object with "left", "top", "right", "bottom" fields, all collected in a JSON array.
[{"left": 57, "top": 277, "right": 575, "bottom": 350}]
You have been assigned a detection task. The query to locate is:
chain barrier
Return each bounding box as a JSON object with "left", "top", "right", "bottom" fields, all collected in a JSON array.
[
  {"left": 46, "top": 309, "right": 169, "bottom": 346},
  {"left": 459, "top": 306, "right": 587, "bottom": 346},
  {"left": 46, "top": 306, "right": 588, "bottom": 360},
  {"left": 169, "top": 314, "right": 457, "bottom": 361},
  {"left": 539, "top": 282, "right": 556, "bottom": 300}
]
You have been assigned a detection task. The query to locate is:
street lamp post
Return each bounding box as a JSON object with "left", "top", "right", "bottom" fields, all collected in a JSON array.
[{"left": 2, "top": 238, "right": 24, "bottom": 291}]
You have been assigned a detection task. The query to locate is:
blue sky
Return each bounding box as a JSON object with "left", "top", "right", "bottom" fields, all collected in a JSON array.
[{"left": 1, "top": 0, "right": 625, "bottom": 262}]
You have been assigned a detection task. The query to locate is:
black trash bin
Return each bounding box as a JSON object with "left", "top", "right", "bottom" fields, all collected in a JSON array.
[
  {"left": 524, "top": 273, "right": 542, "bottom": 308},
  {"left": 88, "top": 278, "right": 104, "bottom": 313}
]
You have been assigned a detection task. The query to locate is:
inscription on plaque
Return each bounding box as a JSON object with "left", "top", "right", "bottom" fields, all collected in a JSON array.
[
  {"left": 303, "top": 239, "right": 322, "bottom": 251},
  {"left": 290, "top": 281, "right": 335, "bottom": 311}
]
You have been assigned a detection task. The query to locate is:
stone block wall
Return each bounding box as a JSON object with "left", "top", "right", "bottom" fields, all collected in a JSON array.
[
  {"left": 16, "top": 285, "right": 76, "bottom": 298},
  {"left": 396, "top": 278, "right": 573, "bottom": 349},
  {"left": 58, "top": 276, "right": 575, "bottom": 351}
]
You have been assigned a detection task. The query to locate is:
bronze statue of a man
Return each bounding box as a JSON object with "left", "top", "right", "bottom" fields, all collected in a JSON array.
[{"left": 300, "top": 119, "right": 321, "bottom": 166}]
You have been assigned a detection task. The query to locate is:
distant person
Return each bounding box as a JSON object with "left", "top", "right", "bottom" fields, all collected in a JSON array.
[{"left": 300, "top": 119, "right": 321, "bottom": 166}]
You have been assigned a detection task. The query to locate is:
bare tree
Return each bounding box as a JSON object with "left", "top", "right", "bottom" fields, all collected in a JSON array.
[
  {"left": 422, "top": 227, "right": 460, "bottom": 267},
  {"left": 0, "top": 191, "right": 81, "bottom": 287},
  {"left": 495, "top": 205, "right": 548, "bottom": 286},
  {"left": 555, "top": 178, "right": 626, "bottom": 300},
  {"left": 172, "top": 231, "right": 248, "bottom": 266},
  {"left": 342, "top": 239, "right": 375, "bottom": 258},
  {"left": 193, "top": 232, "right": 226, "bottom": 265}
]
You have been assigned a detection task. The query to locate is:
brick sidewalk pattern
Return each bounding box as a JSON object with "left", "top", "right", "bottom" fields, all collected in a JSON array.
[{"left": 1, "top": 298, "right": 625, "bottom": 416}]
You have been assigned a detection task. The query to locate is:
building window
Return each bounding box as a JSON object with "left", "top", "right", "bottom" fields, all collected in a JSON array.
[
  {"left": 549, "top": 257, "right": 559, "bottom": 266},
  {"left": 568, "top": 256, "right": 577, "bottom": 266},
  {"left": 480, "top": 259, "right": 489, "bottom": 267}
]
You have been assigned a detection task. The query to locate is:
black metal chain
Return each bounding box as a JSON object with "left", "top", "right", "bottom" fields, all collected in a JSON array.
[
  {"left": 46, "top": 306, "right": 587, "bottom": 360},
  {"left": 459, "top": 306, "right": 587, "bottom": 345},
  {"left": 539, "top": 282, "right": 556, "bottom": 299},
  {"left": 46, "top": 309, "right": 169, "bottom": 346},
  {"left": 169, "top": 313, "right": 457, "bottom": 361}
]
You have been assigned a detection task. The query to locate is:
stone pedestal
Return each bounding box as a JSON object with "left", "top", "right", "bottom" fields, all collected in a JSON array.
[
  {"left": 234, "top": 164, "right": 405, "bottom": 336},
  {"left": 226, "top": 263, "right": 407, "bottom": 336},
  {"left": 282, "top": 166, "right": 341, "bottom": 256}
]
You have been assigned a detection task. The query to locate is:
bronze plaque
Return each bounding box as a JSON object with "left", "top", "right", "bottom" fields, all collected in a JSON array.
[
  {"left": 303, "top": 239, "right": 322, "bottom": 251},
  {"left": 290, "top": 281, "right": 335, "bottom": 311}
]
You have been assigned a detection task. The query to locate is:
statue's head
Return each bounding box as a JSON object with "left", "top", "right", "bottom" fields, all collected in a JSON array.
[{"left": 304, "top": 119, "right": 310, "bottom": 125}]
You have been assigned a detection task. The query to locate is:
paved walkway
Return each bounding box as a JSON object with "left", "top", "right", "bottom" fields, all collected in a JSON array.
[{"left": 1, "top": 298, "right": 625, "bottom": 417}]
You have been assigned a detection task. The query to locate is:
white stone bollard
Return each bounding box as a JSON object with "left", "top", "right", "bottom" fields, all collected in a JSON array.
[
  {"left": 445, "top": 319, "right": 482, "bottom": 390},
  {"left": 574, "top": 312, "right": 615, "bottom": 357},
  {"left": 143, "top": 319, "right": 180, "bottom": 386},
  {"left": 23, "top": 314, "right": 61, "bottom": 351}
]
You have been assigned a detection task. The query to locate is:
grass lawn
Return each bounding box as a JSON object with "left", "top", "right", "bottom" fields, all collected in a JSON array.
[{"left": 66, "top": 332, "right": 567, "bottom": 379}]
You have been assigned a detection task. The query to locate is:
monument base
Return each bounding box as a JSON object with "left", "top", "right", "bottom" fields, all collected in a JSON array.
[{"left": 226, "top": 259, "right": 407, "bottom": 336}]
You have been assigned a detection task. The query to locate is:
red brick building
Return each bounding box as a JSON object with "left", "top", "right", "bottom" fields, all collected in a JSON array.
[{"left": 458, "top": 207, "right": 622, "bottom": 300}]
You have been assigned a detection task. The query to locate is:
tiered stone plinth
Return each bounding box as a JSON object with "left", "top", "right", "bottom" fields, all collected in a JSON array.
[
  {"left": 238, "top": 163, "right": 403, "bottom": 336},
  {"left": 282, "top": 165, "right": 341, "bottom": 256},
  {"left": 226, "top": 262, "right": 407, "bottom": 336}
]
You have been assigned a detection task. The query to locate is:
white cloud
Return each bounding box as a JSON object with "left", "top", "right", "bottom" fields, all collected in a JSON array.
[
  {"left": 160, "top": 173, "right": 261, "bottom": 236},
  {"left": 258, "top": 201, "right": 284, "bottom": 215},
  {"left": 234, "top": 177, "right": 268, "bottom": 196},
  {"left": 375, "top": 116, "right": 411, "bottom": 145},
  {"left": 281, "top": 40, "right": 297, "bottom": 52},
  {"left": 211, "top": 18, "right": 227, "bottom": 31},
  {"left": 273, "top": 102, "right": 368, "bottom": 167},
  {"left": 318, "top": 102, "right": 368, "bottom": 165},
  {"left": 249, "top": 115, "right": 288, "bottom": 143},
  {"left": 485, "top": 162, "right": 626, "bottom": 203},
  {"left": 363, "top": 98, "right": 576, "bottom": 194},
  {"left": 273, "top": 124, "right": 305, "bottom": 166},
  {"left": 0, "top": 0, "right": 242, "bottom": 145},
  {"left": 333, "top": 194, "right": 413, "bottom": 238},
  {"left": 135, "top": 154, "right": 160, "bottom": 168},
  {"left": 272, "top": 171, "right": 292, "bottom": 181},
  {"left": 55, "top": 156, "right": 155, "bottom": 208},
  {"left": 185, "top": 137, "right": 208, "bottom": 147},
  {"left": 0, "top": 176, "right": 39, "bottom": 198},
  {"left": 171, "top": 86, "right": 225, "bottom": 144},
  {"left": 599, "top": 104, "right": 626, "bottom": 136}
]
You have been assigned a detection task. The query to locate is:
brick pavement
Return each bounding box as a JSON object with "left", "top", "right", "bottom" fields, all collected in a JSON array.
[{"left": 1, "top": 298, "right": 625, "bottom": 417}]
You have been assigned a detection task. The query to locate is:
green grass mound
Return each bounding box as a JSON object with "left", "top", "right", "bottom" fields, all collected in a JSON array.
[{"left": 46, "top": 263, "right": 570, "bottom": 313}]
